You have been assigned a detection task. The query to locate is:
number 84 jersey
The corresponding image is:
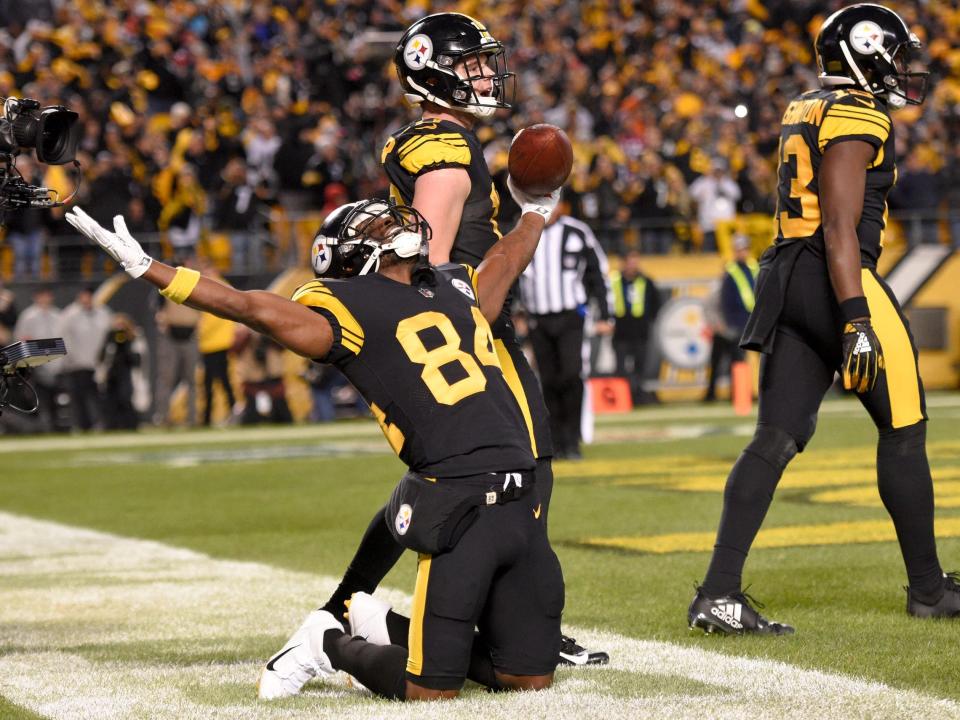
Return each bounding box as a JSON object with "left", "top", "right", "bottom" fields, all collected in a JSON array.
[
  {"left": 774, "top": 87, "right": 895, "bottom": 268},
  {"left": 292, "top": 265, "right": 535, "bottom": 478}
]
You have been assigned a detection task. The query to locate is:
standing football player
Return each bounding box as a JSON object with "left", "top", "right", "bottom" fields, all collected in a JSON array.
[
  {"left": 688, "top": 3, "right": 958, "bottom": 635},
  {"left": 315, "top": 12, "right": 608, "bottom": 666},
  {"left": 65, "top": 198, "right": 565, "bottom": 701}
]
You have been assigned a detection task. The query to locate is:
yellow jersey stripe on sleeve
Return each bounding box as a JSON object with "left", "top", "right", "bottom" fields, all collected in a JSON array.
[
  {"left": 397, "top": 132, "right": 468, "bottom": 158},
  {"left": 292, "top": 283, "right": 365, "bottom": 355},
  {"left": 827, "top": 109, "right": 891, "bottom": 132},
  {"left": 398, "top": 135, "right": 471, "bottom": 175},
  {"left": 830, "top": 105, "right": 891, "bottom": 127},
  {"left": 459, "top": 263, "right": 480, "bottom": 295},
  {"left": 818, "top": 116, "right": 889, "bottom": 151}
]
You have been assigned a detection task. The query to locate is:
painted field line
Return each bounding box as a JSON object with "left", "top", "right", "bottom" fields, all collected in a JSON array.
[{"left": 0, "top": 512, "right": 957, "bottom": 720}]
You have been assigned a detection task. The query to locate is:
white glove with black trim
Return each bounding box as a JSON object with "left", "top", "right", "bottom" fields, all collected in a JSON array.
[
  {"left": 65, "top": 207, "right": 153, "bottom": 278},
  {"left": 507, "top": 176, "right": 561, "bottom": 221}
]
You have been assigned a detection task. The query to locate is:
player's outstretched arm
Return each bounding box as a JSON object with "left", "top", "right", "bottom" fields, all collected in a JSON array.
[
  {"left": 472, "top": 178, "right": 559, "bottom": 323},
  {"left": 65, "top": 207, "right": 333, "bottom": 360},
  {"left": 820, "top": 140, "right": 884, "bottom": 392}
]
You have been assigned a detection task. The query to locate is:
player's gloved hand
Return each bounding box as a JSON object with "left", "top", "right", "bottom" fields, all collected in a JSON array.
[
  {"left": 65, "top": 207, "right": 153, "bottom": 278},
  {"left": 507, "top": 176, "right": 561, "bottom": 221},
  {"left": 841, "top": 319, "right": 884, "bottom": 393}
]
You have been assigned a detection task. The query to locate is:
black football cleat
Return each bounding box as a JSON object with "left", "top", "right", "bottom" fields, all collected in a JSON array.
[
  {"left": 688, "top": 586, "right": 795, "bottom": 636},
  {"left": 906, "top": 572, "right": 960, "bottom": 618},
  {"left": 558, "top": 634, "right": 610, "bottom": 666}
]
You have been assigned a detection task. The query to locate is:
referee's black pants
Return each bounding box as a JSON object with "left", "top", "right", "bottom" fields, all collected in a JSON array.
[{"left": 528, "top": 310, "right": 584, "bottom": 457}]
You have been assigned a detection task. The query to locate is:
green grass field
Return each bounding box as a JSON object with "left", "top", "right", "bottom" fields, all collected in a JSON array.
[{"left": 2, "top": 394, "right": 960, "bottom": 719}]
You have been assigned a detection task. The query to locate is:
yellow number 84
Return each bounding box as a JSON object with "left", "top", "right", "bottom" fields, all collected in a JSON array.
[{"left": 396, "top": 307, "right": 500, "bottom": 406}]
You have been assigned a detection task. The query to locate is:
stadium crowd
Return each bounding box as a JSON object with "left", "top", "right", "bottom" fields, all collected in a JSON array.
[{"left": 1, "top": 0, "right": 959, "bottom": 274}]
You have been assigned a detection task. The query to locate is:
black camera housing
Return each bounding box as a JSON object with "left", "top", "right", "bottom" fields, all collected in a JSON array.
[{"left": 0, "top": 338, "right": 68, "bottom": 373}]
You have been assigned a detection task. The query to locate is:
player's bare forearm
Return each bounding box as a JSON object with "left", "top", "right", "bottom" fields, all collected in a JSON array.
[
  {"left": 820, "top": 140, "right": 874, "bottom": 310},
  {"left": 474, "top": 213, "right": 546, "bottom": 323},
  {"left": 142, "top": 261, "right": 332, "bottom": 358},
  {"left": 413, "top": 168, "right": 470, "bottom": 264}
]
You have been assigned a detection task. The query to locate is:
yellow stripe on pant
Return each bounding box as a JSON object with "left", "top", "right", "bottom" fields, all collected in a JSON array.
[
  {"left": 862, "top": 270, "right": 923, "bottom": 429},
  {"left": 406, "top": 553, "right": 432, "bottom": 676},
  {"left": 493, "top": 339, "right": 538, "bottom": 457}
]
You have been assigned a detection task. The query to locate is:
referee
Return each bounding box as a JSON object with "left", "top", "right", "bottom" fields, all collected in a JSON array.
[{"left": 519, "top": 202, "right": 613, "bottom": 459}]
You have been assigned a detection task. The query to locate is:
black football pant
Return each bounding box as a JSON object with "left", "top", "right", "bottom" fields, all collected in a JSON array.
[
  {"left": 201, "top": 350, "right": 236, "bottom": 426},
  {"left": 528, "top": 311, "right": 585, "bottom": 456},
  {"left": 703, "top": 252, "right": 941, "bottom": 599}
]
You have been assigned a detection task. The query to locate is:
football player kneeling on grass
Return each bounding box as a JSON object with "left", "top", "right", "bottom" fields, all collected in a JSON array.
[{"left": 66, "top": 185, "right": 566, "bottom": 701}]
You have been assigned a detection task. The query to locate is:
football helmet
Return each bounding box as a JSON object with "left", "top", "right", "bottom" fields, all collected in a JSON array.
[
  {"left": 311, "top": 199, "right": 431, "bottom": 279},
  {"left": 395, "top": 12, "right": 514, "bottom": 119},
  {"left": 816, "top": 4, "right": 929, "bottom": 109}
]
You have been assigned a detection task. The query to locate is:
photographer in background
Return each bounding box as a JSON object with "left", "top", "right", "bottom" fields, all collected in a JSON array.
[
  {"left": 13, "top": 287, "right": 61, "bottom": 431},
  {"left": 0, "top": 279, "right": 17, "bottom": 345},
  {"left": 58, "top": 287, "right": 110, "bottom": 431}
]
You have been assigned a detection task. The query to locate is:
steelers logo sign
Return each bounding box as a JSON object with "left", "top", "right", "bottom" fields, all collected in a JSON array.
[
  {"left": 404, "top": 34, "right": 433, "bottom": 70},
  {"left": 849, "top": 20, "right": 884, "bottom": 54},
  {"left": 311, "top": 237, "right": 332, "bottom": 275},
  {"left": 656, "top": 297, "right": 711, "bottom": 370},
  {"left": 395, "top": 504, "right": 413, "bottom": 536}
]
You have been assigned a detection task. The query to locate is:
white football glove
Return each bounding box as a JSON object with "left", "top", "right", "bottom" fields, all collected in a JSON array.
[
  {"left": 65, "top": 207, "right": 153, "bottom": 278},
  {"left": 507, "top": 176, "right": 561, "bottom": 221}
]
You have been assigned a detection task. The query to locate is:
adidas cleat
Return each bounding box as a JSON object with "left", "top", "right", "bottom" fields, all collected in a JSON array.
[
  {"left": 558, "top": 634, "right": 610, "bottom": 666},
  {"left": 257, "top": 610, "right": 341, "bottom": 700},
  {"left": 346, "top": 592, "right": 393, "bottom": 645},
  {"left": 688, "top": 586, "right": 794, "bottom": 636},
  {"left": 907, "top": 572, "right": 960, "bottom": 619}
]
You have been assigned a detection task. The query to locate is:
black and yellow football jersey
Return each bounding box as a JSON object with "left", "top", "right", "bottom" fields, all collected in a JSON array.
[
  {"left": 380, "top": 118, "right": 554, "bottom": 459},
  {"left": 381, "top": 119, "right": 503, "bottom": 268},
  {"left": 292, "top": 265, "right": 535, "bottom": 478},
  {"left": 774, "top": 88, "right": 895, "bottom": 267}
]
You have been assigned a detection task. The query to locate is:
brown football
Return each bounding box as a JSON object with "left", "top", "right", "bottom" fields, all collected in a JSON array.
[{"left": 508, "top": 124, "right": 574, "bottom": 196}]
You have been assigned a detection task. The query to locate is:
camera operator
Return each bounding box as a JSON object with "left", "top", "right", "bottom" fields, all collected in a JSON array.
[
  {"left": 6, "top": 155, "right": 46, "bottom": 276},
  {"left": 13, "top": 287, "right": 61, "bottom": 431}
]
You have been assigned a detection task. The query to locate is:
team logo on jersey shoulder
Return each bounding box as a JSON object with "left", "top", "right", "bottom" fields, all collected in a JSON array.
[
  {"left": 404, "top": 34, "right": 433, "bottom": 70},
  {"left": 849, "top": 21, "right": 884, "bottom": 54},
  {"left": 395, "top": 504, "right": 413, "bottom": 535},
  {"left": 451, "top": 278, "right": 476, "bottom": 301}
]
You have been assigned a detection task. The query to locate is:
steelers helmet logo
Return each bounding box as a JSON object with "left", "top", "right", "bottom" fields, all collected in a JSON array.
[
  {"left": 403, "top": 34, "right": 433, "bottom": 70},
  {"left": 395, "top": 504, "right": 413, "bottom": 536},
  {"left": 311, "top": 236, "right": 332, "bottom": 275},
  {"left": 849, "top": 20, "right": 884, "bottom": 54}
]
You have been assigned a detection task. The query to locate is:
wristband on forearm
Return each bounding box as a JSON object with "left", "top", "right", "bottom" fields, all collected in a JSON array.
[
  {"left": 159, "top": 267, "right": 201, "bottom": 304},
  {"left": 839, "top": 296, "right": 870, "bottom": 323}
]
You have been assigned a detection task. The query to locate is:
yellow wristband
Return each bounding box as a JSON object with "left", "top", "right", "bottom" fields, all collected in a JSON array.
[{"left": 159, "top": 267, "right": 201, "bottom": 304}]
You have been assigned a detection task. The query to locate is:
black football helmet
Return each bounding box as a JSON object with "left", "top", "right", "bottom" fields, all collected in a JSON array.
[
  {"left": 394, "top": 12, "right": 514, "bottom": 119},
  {"left": 311, "top": 199, "right": 431, "bottom": 279},
  {"left": 816, "top": 4, "right": 929, "bottom": 109}
]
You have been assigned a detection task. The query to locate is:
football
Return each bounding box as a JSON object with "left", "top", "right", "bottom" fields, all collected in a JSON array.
[{"left": 508, "top": 124, "right": 574, "bottom": 196}]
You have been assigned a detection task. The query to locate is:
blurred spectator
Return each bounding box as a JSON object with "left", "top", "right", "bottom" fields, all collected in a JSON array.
[
  {"left": 58, "top": 287, "right": 111, "bottom": 431},
  {"left": 8, "top": 157, "right": 47, "bottom": 277},
  {"left": 159, "top": 165, "right": 206, "bottom": 259},
  {"left": 214, "top": 158, "right": 263, "bottom": 273},
  {"left": 304, "top": 364, "right": 364, "bottom": 423},
  {"left": 153, "top": 290, "right": 200, "bottom": 427},
  {"left": 580, "top": 155, "right": 626, "bottom": 254},
  {"left": 704, "top": 235, "right": 758, "bottom": 402},
  {"left": 13, "top": 287, "right": 61, "bottom": 431},
  {"left": 689, "top": 158, "right": 740, "bottom": 252},
  {"left": 197, "top": 262, "right": 238, "bottom": 426},
  {"left": 235, "top": 330, "right": 292, "bottom": 425},
  {"left": 98, "top": 313, "right": 143, "bottom": 430},
  {"left": 609, "top": 251, "right": 662, "bottom": 404},
  {"left": 520, "top": 205, "right": 613, "bottom": 460},
  {"left": 889, "top": 150, "right": 942, "bottom": 246},
  {"left": 0, "top": 280, "right": 18, "bottom": 346}
]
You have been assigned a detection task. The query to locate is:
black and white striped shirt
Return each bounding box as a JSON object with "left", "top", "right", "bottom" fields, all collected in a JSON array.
[{"left": 519, "top": 215, "right": 613, "bottom": 319}]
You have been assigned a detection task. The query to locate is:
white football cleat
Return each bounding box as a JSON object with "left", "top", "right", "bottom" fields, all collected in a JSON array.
[
  {"left": 346, "top": 592, "right": 393, "bottom": 646},
  {"left": 257, "top": 610, "right": 341, "bottom": 700}
]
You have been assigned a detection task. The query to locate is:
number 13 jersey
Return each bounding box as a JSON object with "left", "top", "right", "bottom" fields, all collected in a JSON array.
[
  {"left": 292, "top": 265, "right": 535, "bottom": 478},
  {"left": 774, "top": 87, "right": 895, "bottom": 268}
]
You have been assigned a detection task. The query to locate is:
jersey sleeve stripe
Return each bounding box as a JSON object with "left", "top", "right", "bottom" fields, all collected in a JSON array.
[
  {"left": 459, "top": 263, "right": 480, "bottom": 295},
  {"left": 828, "top": 105, "right": 891, "bottom": 128},
  {"left": 292, "top": 289, "right": 365, "bottom": 355},
  {"left": 398, "top": 137, "right": 471, "bottom": 175},
  {"left": 397, "top": 133, "right": 468, "bottom": 159},
  {"left": 823, "top": 112, "right": 891, "bottom": 133},
  {"left": 818, "top": 117, "right": 889, "bottom": 151}
]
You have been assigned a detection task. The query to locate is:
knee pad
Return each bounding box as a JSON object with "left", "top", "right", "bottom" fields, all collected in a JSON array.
[
  {"left": 878, "top": 421, "right": 926, "bottom": 458},
  {"left": 743, "top": 425, "right": 798, "bottom": 474}
]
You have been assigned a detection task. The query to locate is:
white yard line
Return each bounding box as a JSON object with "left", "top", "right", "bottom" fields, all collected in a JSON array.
[{"left": 0, "top": 512, "right": 957, "bottom": 720}]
